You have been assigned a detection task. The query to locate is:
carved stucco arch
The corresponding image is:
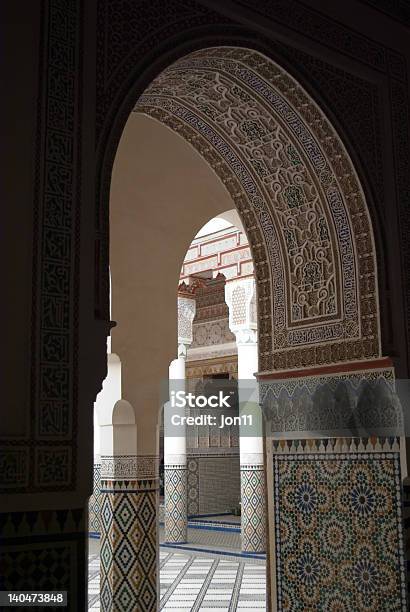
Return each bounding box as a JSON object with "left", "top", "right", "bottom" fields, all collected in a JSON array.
[{"left": 134, "top": 46, "right": 380, "bottom": 374}]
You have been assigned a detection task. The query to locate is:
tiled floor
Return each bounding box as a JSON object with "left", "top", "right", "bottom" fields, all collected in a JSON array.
[
  {"left": 88, "top": 546, "right": 266, "bottom": 611},
  {"left": 162, "top": 523, "right": 242, "bottom": 554},
  {"left": 189, "top": 514, "right": 241, "bottom": 525}
]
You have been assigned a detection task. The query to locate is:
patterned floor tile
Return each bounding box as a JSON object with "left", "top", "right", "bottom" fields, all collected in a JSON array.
[{"left": 88, "top": 541, "right": 266, "bottom": 610}]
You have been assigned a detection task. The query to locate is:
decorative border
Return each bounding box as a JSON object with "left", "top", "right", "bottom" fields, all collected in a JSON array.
[
  {"left": 187, "top": 458, "right": 199, "bottom": 515},
  {"left": 260, "top": 366, "right": 402, "bottom": 436},
  {"left": 100, "top": 454, "right": 159, "bottom": 480},
  {"left": 271, "top": 436, "right": 401, "bottom": 455},
  {"left": 0, "top": 0, "right": 83, "bottom": 493}
]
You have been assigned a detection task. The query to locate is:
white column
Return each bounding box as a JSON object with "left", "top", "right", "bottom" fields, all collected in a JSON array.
[
  {"left": 164, "top": 294, "right": 195, "bottom": 543},
  {"left": 225, "top": 277, "right": 266, "bottom": 553},
  {"left": 99, "top": 399, "right": 159, "bottom": 611}
]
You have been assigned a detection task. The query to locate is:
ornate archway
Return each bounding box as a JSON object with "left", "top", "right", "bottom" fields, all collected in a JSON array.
[
  {"left": 102, "top": 46, "right": 405, "bottom": 611},
  {"left": 136, "top": 47, "right": 380, "bottom": 374}
]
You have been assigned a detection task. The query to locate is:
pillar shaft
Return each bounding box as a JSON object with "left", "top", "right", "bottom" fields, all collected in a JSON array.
[
  {"left": 164, "top": 357, "right": 188, "bottom": 543},
  {"left": 163, "top": 294, "right": 195, "bottom": 544},
  {"left": 225, "top": 277, "right": 266, "bottom": 553}
]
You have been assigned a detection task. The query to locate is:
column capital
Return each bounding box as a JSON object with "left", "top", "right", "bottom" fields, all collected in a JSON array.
[
  {"left": 235, "top": 328, "right": 258, "bottom": 345},
  {"left": 177, "top": 342, "right": 189, "bottom": 359},
  {"left": 225, "top": 277, "right": 257, "bottom": 340}
]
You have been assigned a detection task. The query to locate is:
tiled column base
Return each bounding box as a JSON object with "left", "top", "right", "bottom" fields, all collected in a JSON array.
[
  {"left": 88, "top": 461, "right": 101, "bottom": 536},
  {"left": 241, "top": 465, "right": 266, "bottom": 553},
  {"left": 100, "top": 455, "right": 159, "bottom": 612},
  {"left": 164, "top": 465, "right": 187, "bottom": 543},
  {"left": 403, "top": 479, "right": 410, "bottom": 602}
]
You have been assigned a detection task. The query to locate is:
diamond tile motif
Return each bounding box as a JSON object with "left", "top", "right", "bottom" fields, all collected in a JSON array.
[
  {"left": 89, "top": 464, "right": 102, "bottom": 534},
  {"left": 100, "top": 486, "right": 158, "bottom": 611},
  {"left": 241, "top": 468, "right": 266, "bottom": 553},
  {"left": 165, "top": 467, "right": 187, "bottom": 543}
]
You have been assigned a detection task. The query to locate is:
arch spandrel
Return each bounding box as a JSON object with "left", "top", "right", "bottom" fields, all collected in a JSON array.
[{"left": 134, "top": 46, "right": 380, "bottom": 373}]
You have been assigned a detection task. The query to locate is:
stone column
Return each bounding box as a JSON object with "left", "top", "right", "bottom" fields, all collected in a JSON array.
[
  {"left": 99, "top": 400, "right": 159, "bottom": 612},
  {"left": 164, "top": 294, "right": 195, "bottom": 543},
  {"left": 225, "top": 277, "right": 266, "bottom": 553}
]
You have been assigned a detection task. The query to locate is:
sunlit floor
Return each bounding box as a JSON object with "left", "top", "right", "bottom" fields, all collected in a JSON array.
[
  {"left": 88, "top": 548, "right": 266, "bottom": 611},
  {"left": 88, "top": 518, "right": 266, "bottom": 611}
]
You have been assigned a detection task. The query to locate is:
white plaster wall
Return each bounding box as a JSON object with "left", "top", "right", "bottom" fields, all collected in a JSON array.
[
  {"left": 110, "top": 113, "right": 236, "bottom": 454},
  {"left": 94, "top": 353, "right": 122, "bottom": 457}
]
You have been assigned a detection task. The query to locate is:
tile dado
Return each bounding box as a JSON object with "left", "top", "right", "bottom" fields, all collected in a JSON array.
[
  {"left": 164, "top": 466, "right": 187, "bottom": 543},
  {"left": 0, "top": 508, "right": 86, "bottom": 611},
  {"left": 89, "top": 463, "right": 101, "bottom": 535},
  {"left": 99, "top": 455, "right": 159, "bottom": 612},
  {"left": 273, "top": 437, "right": 407, "bottom": 610},
  {"left": 187, "top": 455, "right": 240, "bottom": 516},
  {"left": 241, "top": 466, "right": 266, "bottom": 553},
  {"left": 90, "top": 454, "right": 241, "bottom": 537}
]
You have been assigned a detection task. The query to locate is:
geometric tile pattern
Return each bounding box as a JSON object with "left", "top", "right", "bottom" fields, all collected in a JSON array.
[
  {"left": 186, "top": 455, "right": 241, "bottom": 516},
  {"left": 0, "top": 508, "right": 86, "bottom": 606},
  {"left": 402, "top": 481, "right": 410, "bottom": 601},
  {"left": 240, "top": 467, "right": 266, "bottom": 553},
  {"left": 273, "top": 449, "right": 407, "bottom": 610},
  {"left": 101, "top": 455, "right": 159, "bottom": 480},
  {"left": 99, "top": 455, "right": 159, "bottom": 612},
  {"left": 100, "top": 486, "right": 158, "bottom": 611},
  {"left": 89, "top": 548, "right": 266, "bottom": 611},
  {"left": 187, "top": 459, "right": 199, "bottom": 516},
  {"left": 89, "top": 463, "right": 102, "bottom": 535},
  {"left": 165, "top": 467, "right": 187, "bottom": 543}
]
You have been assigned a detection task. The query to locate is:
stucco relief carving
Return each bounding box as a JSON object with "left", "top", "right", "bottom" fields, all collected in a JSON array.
[
  {"left": 177, "top": 296, "right": 196, "bottom": 346},
  {"left": 135, "top": 47, "right": 380, "bottom": 372},
  {"left": 101, "top": 454, "right": 159, "bottom": 480},
  {"left": 261, "top": 368, "right": 403, "bottom": 436},
  {"left": 225, "top": 277, "right": 257, "bottom": 336},
  {"left": 191, "top": 318, "right": 235, "bottom": 348}
]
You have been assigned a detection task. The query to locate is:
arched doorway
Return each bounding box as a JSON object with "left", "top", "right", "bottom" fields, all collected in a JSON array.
[{"left": 98, "top": 46, "right": 405, "bottom": 611}]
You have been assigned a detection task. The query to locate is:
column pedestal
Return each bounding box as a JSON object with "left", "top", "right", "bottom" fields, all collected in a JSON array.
[
  {"left": 164, "top": 464, "right": 187, "bottom": 543},
  {"left": 164, "top": 356, "right": 188, "bottom": 544},
  {"left": 240, "top": 464, "right": 266, "bottom": 552},
  {"left": 100, "top": 455, "right": 159, "bottom": 612}
]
